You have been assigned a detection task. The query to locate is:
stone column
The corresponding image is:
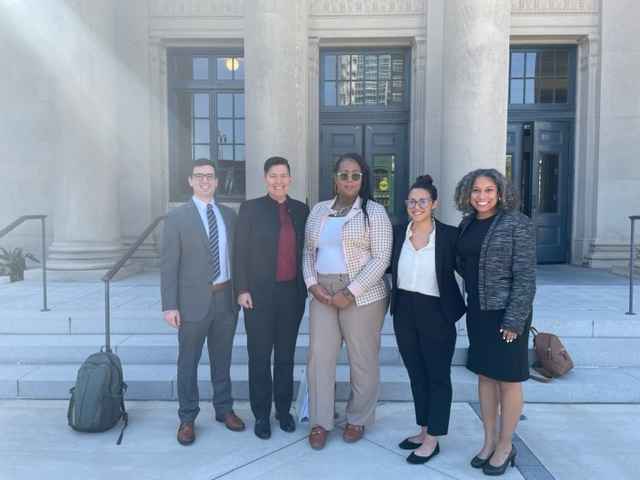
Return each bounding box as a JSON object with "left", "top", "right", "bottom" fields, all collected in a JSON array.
[
  {"left": 244, "top": 0, "right": 309, "bottom": 202},
  {"left": 439, "top": 0, "right": 511, "bottom": 224},
  {"left": 47, "top": 0, "right": 126, "bottom": 276},
  {"left": 584, "top": 0, "right": 640, "bottom": 269}
]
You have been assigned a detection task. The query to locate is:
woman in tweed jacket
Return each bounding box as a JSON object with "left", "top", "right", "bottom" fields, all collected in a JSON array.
[
  {"left": 455, "top": 168, "right": 536, "bottom": 476},
  {"left": 303, "top": 153, "right": 392, "bottom": 450}
]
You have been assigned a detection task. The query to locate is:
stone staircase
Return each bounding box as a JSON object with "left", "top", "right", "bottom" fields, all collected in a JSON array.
[{"left": 2, "top": 266, "right": 640, "bottom": 403}]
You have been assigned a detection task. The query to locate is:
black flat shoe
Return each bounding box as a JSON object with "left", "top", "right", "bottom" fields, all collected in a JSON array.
[
  {"left": 482, "top": 445, "right": 517, "bottom": 476},
  {"left": 470, "top": 451, "right": 494, "bottom": 468},
  {"left": 254, "top": 417, "right": 271, "bottom": 440},
  {"left": 406, "top": 443, "right": 440, "bottom": 464},
  {"left": 398, "top": 438, "right": 422, "bottom": 450},
  {"left": 275, "top": 412, "right": 296, "bottom": 433}
]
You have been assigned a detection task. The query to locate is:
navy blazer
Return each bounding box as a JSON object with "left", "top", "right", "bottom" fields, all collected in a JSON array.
[
  {"left": 389, "top": 219, "right": 466, "bottom": 324},
  {"left": 233, "top": 195, "right": 309, "bottom": 306}
]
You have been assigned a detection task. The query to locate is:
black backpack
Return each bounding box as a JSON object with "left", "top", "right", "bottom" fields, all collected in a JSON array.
[{"left": 67, "top": 350, "right": 128, "bottom": 444}]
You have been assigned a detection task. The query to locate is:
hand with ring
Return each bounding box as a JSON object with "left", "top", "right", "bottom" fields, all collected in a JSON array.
[{"left": 499, "top": 328, "right": 518, "bottom": 343}]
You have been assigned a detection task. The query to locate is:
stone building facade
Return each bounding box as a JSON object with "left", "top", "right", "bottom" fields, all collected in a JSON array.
[{"left": 1, "top": 0, "right": 638, "bottom": 276}]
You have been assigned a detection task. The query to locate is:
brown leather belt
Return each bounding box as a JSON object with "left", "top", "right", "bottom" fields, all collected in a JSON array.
[{"left": 208, "top": 280, "right": 230, "bottom": 293}]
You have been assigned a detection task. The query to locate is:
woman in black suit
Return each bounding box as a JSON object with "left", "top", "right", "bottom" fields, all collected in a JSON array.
[
  {"left": 390, "top": 175, "right": 466, "bottom": 464},
  {"left": 234, "top": 156, "right": 309, "bottom": 440}
]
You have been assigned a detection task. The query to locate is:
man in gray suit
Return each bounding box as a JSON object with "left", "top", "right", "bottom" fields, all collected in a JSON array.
[{"left": 161, "top": 158, "right": 245, "bottom": 446}]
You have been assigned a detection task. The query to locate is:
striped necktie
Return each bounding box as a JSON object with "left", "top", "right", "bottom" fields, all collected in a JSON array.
[{"left": 206, "top": 204, "right": 221, "bottom": 283}]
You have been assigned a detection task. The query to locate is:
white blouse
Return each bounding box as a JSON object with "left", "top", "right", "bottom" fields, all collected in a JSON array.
[
  {"left": 397, "top": 222, "right": 439, "bottom": 297},
  {"left": 316, "top": 216, "right": 348, "bottom": 274}
]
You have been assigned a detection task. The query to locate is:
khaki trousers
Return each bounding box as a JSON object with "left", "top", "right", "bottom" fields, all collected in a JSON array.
[{"left": 307, "top": 273, "right": 387, "bottom": 431}]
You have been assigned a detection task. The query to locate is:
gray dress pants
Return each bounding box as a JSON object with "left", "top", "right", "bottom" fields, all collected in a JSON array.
[{"left": 177, "top": 286, "right": 237, "bottom": 423}]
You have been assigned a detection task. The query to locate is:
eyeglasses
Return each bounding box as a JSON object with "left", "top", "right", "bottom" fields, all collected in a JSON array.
[
  {"left": 192, "top": 173, "right": 215, "bottom": 181},
  {"left": 336, "top": 171, "right": 363, "bottom": 182},
  {"left": 405, "top": 198, "right": 432, "bottom": 209}
]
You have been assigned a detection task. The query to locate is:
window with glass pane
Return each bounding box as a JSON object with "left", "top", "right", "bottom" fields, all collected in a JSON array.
[
  {"left": 168, "top": 50, "right": 245, "bottom": 202},
  {"left": 322, "top": 52, "right": 406, "bottom": 107},
  {"left": 509, "top": 49, "right": 570, "bottom": 105},
  {"left": 216, "top": 93, "right": 245, "bottom": 197}
]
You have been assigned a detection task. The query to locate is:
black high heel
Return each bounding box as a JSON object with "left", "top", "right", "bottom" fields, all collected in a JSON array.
[
  {"left": 482, "top": 445, "right": 517, "bottom": 476},
  {"left": 470, "top": 451, "right": 494, "bottom": 468}
]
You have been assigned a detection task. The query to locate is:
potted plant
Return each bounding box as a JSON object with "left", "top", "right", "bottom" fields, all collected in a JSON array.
[{"left": 0, "top": 247, "right": 40, "bottom": 282}]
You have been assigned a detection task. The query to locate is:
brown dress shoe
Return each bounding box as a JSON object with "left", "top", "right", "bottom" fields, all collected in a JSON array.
[
  {"left": 309, "top": 425, "right": 328, "bottom": 450},
  {"left": 216, "top": 411, "right": 246, "bottom": 432},
  {"left": 177, "top": 421, "right": 195, "bottom": 446},
  {"left": 343, "top": 423, "right": 364, "bottom": 443}
]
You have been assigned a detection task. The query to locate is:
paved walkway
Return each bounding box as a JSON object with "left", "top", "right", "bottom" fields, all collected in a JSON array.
[
  {"left": 1, "top": 400, "right": 638, "bottom": 480},
  {"left": 1, "top": 266, "right": 639, "bottom": 478}
]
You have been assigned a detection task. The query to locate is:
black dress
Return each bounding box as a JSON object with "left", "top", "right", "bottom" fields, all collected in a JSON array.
[{"left": 457, "top": 216, "right": 530, "bottom": 382}]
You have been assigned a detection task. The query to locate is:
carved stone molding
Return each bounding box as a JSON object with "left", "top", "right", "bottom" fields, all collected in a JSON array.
[
  {"left": 511, "top": 0, "right": 598, "bottom": 14},
  {"left": 149, "top": 0, "right": 244, "bottom": 17},
  {"left": 310, "top": 0, "right": 425, "bottom": 15}
]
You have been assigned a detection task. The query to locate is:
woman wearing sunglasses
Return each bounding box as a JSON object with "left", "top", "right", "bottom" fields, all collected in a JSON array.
[
  {"left": 303, "top": 152, "right": 392, "bottom": 450},
  {"left": 389, "top": 175, "right": 466, "bottom": 464}
]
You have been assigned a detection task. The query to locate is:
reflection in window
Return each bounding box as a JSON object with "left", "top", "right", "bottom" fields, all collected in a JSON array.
[
  {"left": 217, "top": 57, "right": 244, "bottom": 80},
  {"left": 323, "top": 52, "right": 406, "bottom": 107},
  {"left": 372, "top": 154, "right": 395, "bottom": 214},
  {"left": 509, "top": 49, "right": 569, "bottom": 105},
  {"left": 505, "top": 154, "right": 512, "bottom": 182},
  {"left": 216, "top": 93, "right": 245, "bottom": 197},
  {"left": 538, "top": 153, "right": 559, "bottom": 213}
]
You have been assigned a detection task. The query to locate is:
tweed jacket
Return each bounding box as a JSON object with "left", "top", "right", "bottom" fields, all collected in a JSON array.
[
  {"left": 303, "top": 196, "right": 392, "bottom": 306},
  {"left": 458, "top": 210, "right": 536, "bottom": 335}
]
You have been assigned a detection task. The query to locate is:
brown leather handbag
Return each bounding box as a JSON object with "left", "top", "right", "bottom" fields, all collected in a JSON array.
[{"left": 530, "top": 326, "right": 574, "bottom": 380}]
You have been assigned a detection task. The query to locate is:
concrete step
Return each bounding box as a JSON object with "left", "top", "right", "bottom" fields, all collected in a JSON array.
[
  {"left": 3, "top": 333, "right": 640, "bottom": 367},
  {"left": 3, "top": 305, "right": 640, "bottom": 337},
  {"left": 2, "top": 364, "right": 639, "bottom": 403}
]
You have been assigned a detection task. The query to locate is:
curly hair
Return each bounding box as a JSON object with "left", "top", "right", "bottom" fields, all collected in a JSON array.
[{"left": 454, "top": 168, "right": 519, "bottom": 216}]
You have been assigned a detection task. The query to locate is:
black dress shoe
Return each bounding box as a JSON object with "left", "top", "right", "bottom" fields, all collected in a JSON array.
[
  {"left": 406, "top": 442, "right": 440, "bottom": 464},
  {"left": 254, "top": 417, "right": 271, "bottom": 440},
  {"left": 470, "top": 451, "right": 494, "bottom": 468},
  {"left": 275, "top": 412, "right": 296, "bottom": 433},
  {"left": 482, "top": 445, "right": 517, "bottom": 476},
  {"left": 398, "top": 438, "right": 422, "bottom": 450}
]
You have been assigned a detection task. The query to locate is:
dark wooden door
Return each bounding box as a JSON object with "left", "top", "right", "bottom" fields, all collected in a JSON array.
[
  {"left": 531, "top": 121, "right": 572, "bottom": 263},
  {"left": 507, "top": 121, "right": 572, "bottom": 263}
]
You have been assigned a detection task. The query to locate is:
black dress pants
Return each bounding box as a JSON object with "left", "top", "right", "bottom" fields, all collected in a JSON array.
[
  {"left": 393, "top": 289, "right": 456, "bottom": 436},
  {"left": 244, "top": 281, "right": 305, "bottom": 419}
]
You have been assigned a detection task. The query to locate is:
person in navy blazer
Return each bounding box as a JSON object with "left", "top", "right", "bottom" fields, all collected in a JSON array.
[
  {"left": 389, "top": 175, "right": 465, "bottom": 464},
  {"left": 234, "top": 156, "right": 309, "bottom": 440}
]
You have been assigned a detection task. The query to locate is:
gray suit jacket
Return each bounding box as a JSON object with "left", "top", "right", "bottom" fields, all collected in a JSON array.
[{"left": 161, "top": 199, "right": 238, "bottom": 322}]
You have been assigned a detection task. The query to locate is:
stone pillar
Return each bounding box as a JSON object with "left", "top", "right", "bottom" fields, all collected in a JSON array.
[
  {"left": 439, "top": 0, "right": 511, "bottom": 224},
  {"left": 47, "top": 0, "right": 126, "bottom": 275},
  {"left": 244, "top": 0, "right": 309, "bottom": 202},
  {"left": 584, "top": 0, "right": 640, "bottom": 268}
]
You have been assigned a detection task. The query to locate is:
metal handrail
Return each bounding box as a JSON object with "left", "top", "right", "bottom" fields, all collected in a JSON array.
[
  {"left": 102, "top": 215, "right": 166, "bottom": 352},
  {"left": 0, "top": 215, "right": 49, "bottom": 311},
  {"left": 627, "top": 215, "right": 640, "bottom": 315}
]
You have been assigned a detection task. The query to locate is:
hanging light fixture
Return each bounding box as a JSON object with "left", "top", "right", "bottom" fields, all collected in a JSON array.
[{"left": 224, "top": 57, "right": 240, "bottom": 72}]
